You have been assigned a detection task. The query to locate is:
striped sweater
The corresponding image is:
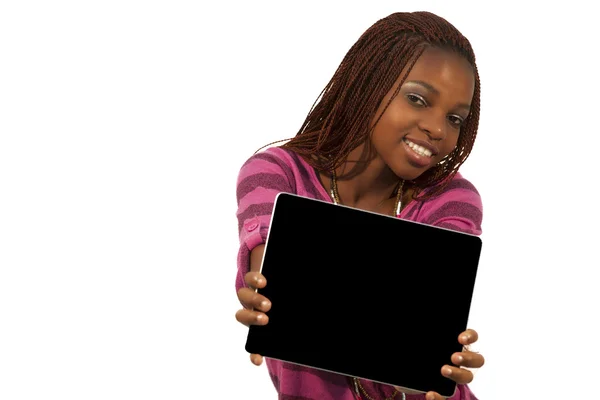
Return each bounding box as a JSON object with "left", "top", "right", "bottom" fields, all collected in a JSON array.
[{"left": 235, "top": 146, "right": 482, "bottom": 400}]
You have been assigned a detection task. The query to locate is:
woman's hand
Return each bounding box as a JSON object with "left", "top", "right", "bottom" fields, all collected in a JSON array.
[
  {"left": 235, "top": 270, "right": 271, "bottom": 366},
  {"left": 395, "top": 329, "right": 485, "bottom": 400}
]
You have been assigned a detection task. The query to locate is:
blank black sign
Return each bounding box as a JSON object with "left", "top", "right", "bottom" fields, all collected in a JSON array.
[{"left": 245, "top": 192, "right": 482, "bottom": 397}]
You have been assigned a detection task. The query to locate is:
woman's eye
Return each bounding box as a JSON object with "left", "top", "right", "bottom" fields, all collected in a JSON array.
[
  {"left": 448, "top": 115, "right": 464, "bottom": 127},
  {"left": 406, "top": 93, "right": 426, "bottom": 106}
]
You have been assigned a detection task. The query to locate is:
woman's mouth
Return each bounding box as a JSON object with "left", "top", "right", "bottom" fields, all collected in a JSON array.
[
  {"left": 403, "top": 138, "right": 433, "bottom": 158},
  {"left": 401, "top": 138, "right": 436, "bottom": 168}
]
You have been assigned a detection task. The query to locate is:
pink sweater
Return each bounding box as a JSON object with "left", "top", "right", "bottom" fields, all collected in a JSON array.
[{"left": 235, "top": 147, "right": 482, "bottom": 400}]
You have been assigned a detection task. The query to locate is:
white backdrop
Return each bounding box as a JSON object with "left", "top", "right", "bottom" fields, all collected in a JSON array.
[{"left": 1, "top": 1, "right": 598, "bottom": 399}]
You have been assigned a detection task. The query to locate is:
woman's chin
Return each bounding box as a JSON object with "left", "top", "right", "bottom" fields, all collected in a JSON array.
[{"left": 389, "top": 167, "right": 426, "bottom": 182}]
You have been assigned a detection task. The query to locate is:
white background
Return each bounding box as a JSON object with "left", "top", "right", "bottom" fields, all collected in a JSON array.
[{"left": 1, "top": 1, "right": 598, "bottom": 399}]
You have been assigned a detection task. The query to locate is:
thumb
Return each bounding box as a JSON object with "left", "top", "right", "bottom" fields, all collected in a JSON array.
[{"left": 250, "top": 353, "right": 263, "bottom": 366}]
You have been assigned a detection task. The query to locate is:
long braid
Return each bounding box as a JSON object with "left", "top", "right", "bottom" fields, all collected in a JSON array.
[{"left": 272, "top": 11, "right": 480, "bottom": 199}]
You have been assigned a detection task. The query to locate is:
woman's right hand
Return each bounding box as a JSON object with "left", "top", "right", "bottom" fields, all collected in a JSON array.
[{"left": 235, "top": 270, "right": 271, "bottom": 366}]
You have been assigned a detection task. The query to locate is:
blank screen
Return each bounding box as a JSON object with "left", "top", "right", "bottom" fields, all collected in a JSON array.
[{"left": 245, "top": 193, "right": 482, "bottom": 397}]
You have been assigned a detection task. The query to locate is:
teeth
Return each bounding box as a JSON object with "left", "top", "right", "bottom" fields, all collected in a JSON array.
[{"left": 404, "top": 139, "right": 433, "bottom": 157}]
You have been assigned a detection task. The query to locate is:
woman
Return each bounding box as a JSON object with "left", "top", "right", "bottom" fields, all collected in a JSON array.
[{"left": 234, "top": 11, "right": 485, "bottom": 400}]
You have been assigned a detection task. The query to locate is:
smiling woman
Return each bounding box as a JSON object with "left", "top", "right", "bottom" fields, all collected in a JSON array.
[{"left": 234, "top": 11, "right": 484, "bottom": 400}]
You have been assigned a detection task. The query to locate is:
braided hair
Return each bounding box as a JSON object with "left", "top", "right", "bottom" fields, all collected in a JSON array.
[{"left": 277, "top": 11, "right": 481, "bottom": 199}]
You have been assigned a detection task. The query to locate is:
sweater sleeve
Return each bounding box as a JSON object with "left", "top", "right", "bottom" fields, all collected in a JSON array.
[
  {"left": 234, "top": 150, "right": 295, "bottom": 293},
  {"left": 450, "top": 383, "right": 479, "bottom": 400}
]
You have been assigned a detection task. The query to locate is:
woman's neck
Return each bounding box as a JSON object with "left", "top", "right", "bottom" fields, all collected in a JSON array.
[{"left": 329, "top": 143, "right": 401, "bottom": 210}]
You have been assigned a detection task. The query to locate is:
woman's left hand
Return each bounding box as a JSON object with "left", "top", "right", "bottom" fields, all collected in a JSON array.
[{"left": 395, "top": 328, "right": 485, "bottom": 400}]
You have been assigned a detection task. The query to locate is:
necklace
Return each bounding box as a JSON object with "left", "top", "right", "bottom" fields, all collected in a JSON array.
[
  {"left": 352, "top": 377, "right": 405, "bottom": 400},
  {"left": 329, "top": 170, "right": 404, "bottom": 216}
]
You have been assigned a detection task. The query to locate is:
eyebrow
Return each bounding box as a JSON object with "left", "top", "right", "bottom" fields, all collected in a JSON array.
[{"left": 404, "top": 80, "right": 471, "bottom": 111}]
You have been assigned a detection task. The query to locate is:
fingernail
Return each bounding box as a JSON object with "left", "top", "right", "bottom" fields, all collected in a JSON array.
[
  {"left": 445, "top": 367, "right": 453, "bottom": 376},
  {"left": 427, "top": 394, "right": 435, "bottom": 400},
  {"left": 461, "top": 334, "right": 469, "bottom": 342},
  {"left": 256, "top": 314, "right": 264, "bottom": 321},
  {"left": 261, "top": 300, "right": 270, "bottom": 309},
  {"left": 456, "top": 355, "right": 464, "bottom": 363}
]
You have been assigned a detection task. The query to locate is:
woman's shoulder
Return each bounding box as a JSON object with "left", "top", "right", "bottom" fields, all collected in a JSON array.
[
  {"left": 238, "top": 145, "right": 322, "bottom": 186},
  {"left": 443, "top": 172, "right": 480, "bottom": 198},
  {"left": 237, "top": 145, "right": 328, "bottom": 203},
  {"left": 425, "top": 172, "right": 481, "bottom": 204},
  {"left": 415, "top": 172, "right": 483, "bottom": 235},
  {"left": 238, "top": 146, "right": 304, "bottom": 176}
]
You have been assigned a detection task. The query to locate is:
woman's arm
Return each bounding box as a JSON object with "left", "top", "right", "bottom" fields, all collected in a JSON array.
[{"left": 235, "top": 149, "right": 294, "bottom": 291}]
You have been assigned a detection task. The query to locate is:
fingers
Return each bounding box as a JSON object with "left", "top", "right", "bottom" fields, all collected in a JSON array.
[
  {"left": 440, "top": 364, "right": 473, "bottom": 385},
  {"left": 244, "top": 271, "right": 267, "bottom": 290},
  {"left": 236, "top": 273, "right": 271, "bottom": 327},
  {"left": 451, "top": 351, "right": 485, "bottom": 369},
  {"left": 239, "top": 271, "right": 268, "bottom": 366},
  {"left": 436, "top": 329, "right": 484, "bottom": 386},
  {"left": 406, "top": 330, "right": 483, "bottom": 399},
  {"left": 237, "top": 287, "right": 272, "bottom": 312},
  {"left": 458, "top": 329, "right": 478, "bottom": 346},
  {"left": 235, "top": 307, "right": 269, "bottom": 327},
  {"left": 425, "top": 391, "right": 446, "bottom": 400},
  {"left": 250, "top": 353, "right": 263, "bottom": 366}
]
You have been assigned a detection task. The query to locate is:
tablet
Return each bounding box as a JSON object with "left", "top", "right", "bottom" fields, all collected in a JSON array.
[{"left": 245, "top": 192, "right": 482, "bottom": 397}]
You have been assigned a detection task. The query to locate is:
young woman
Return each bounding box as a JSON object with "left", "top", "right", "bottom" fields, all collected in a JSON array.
[{"left": 234, "top": 11, "right": 485, "bottom": 400}]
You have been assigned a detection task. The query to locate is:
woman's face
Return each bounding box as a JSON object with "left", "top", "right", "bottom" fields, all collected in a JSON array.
[{"left": 370, "top": 47, "right": 475, "bottom": 181}]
